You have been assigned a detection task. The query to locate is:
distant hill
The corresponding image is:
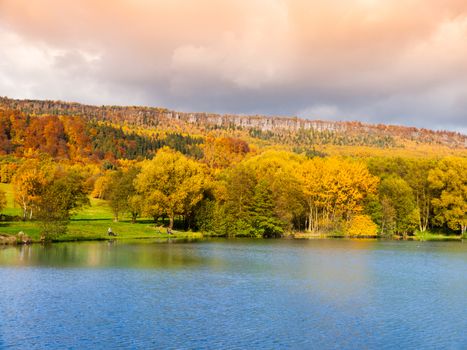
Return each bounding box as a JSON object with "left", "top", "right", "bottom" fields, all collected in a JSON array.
[{"left": 0, "top": 97, "right": 466, "bottom": 157}]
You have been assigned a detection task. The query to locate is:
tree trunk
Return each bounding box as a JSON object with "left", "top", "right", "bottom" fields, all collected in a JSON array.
[
  {"left": 314, "top": 207, "right": 319, "bottom": 231},
  {"left": 419, "top": 222, "right": 426, "bottom": 232},
  {"left": 307, "top": 210, "right": 312, "bottom": 232},
  {"left": 418, "top": 204, "right": 424, "bottom": 232},
  {"left": 419, "top": 199, "right": 430, "bottom": 232},
  {"left": 169, "top": 215, "right": 174, "bottom": 230}
]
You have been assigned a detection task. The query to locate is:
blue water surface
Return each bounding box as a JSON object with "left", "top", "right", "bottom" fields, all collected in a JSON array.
[{"left": 0, "top": 239, "right": 466, "bottom": 349}]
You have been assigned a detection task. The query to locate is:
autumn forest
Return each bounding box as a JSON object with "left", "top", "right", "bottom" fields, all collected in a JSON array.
[{"left": 0, "top": 97, "right": 466, "bottom": 241}]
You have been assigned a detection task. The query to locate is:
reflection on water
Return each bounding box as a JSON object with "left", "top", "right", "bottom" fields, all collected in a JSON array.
[
  {"left": 0, "top": 239, "right": 218, "bottom": 269},
  {"left": 0, "top": 239, "right": 466, "bottom": 349}
]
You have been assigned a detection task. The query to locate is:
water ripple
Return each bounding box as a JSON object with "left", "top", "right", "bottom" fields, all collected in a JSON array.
[{"left": 0, "top": 239, "right": 466, "bottom": 349}]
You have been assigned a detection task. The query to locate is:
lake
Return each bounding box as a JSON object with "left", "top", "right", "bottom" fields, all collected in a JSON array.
[{"left": 0, "top": 239, "right": 466, "bottom": 349}]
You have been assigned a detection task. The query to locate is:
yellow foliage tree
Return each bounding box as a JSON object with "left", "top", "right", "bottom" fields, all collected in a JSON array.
[
  {"left": 0, "top": 188, "right": 6, "bottom": 214},
  {"left": 346, "top": 214, "right": 378, "bottom": 237},
  {"left": 91, "top": 172, "right": 113, "bottom": 199},
  {"left": 12, "top": 158, "right": 54, "bottom": 220},
  {"left": 135, "top": 147, "right": 205, "bottom": 229},
  {"left": 298, "top": 157, "right": 378, "bottom": 232}
]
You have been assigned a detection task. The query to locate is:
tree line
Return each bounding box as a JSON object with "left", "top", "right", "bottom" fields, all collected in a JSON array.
[
  {"left": 2, "top": 97, "right": 465, "bottom": 149},
  {"left": 3, "top": 146, "right": 464, "bottom": 241}
]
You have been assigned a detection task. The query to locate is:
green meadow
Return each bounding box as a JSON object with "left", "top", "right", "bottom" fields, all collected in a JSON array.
[{"left": 0, "top": 183, "right": 202, "bottom": 242}]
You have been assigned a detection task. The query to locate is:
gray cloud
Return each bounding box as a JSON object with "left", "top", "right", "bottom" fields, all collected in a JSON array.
[{"left": 0, "top": 0, "right": 466, "bottom": 133}]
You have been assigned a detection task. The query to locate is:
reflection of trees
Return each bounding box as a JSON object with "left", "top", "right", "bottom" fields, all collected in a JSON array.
[{"left": 0, "top": 241, "right": 227, "bottom": 270}]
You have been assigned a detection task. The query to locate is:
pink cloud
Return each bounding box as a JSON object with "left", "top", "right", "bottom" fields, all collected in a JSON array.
[{"left": 0, "top": 0, "right": 466, "bottom": 131}]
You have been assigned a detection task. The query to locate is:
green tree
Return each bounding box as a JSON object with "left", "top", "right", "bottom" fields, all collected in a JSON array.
[
  {"left": 429, "top": 157, "right": 467, "bottom": 235},
  {"left": 36, "top": 171, "right": 89, "bottom": 240},
  {"left": 220, "top": 164, "right": 256, "bottom": 236},
  {"left": 378, "top": 176, "right": 418, "bottom": 236},
  {"left": 108, "top": 167, "right": 140, "bottom": 222},
  {"left": 127, "top": 194, "right": 143, "bottom": 224},
  {"left": 250, "top": 180, "right": 285, "bottom": 238},
  {"left": 380, "top": 196, "right": 397, "bottom": 237},
  {"left": 193, "top": 179, "right": 229, "bottom": 235},
  {"left": 244, "top": 151, "right": 305, "bottom": 231},
  {"left": 402, "top": 159, "right": 436, "bottom": 232},
  {"left": 194, "top": 198, "right": 216, "bottom": 233},
  {"left": 368, "top": 157, "right": 437, "bottom": 233}
]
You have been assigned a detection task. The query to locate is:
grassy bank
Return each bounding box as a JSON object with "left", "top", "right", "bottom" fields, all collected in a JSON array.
[
  {"left": 292, "top": 231, "right": 463, "bottom": 241},
  {"left": 413, "top": 231, "right": 464, "bottom": 241},
  {"left": 0, "top": 183, "right": 203, "bottom": 243}
]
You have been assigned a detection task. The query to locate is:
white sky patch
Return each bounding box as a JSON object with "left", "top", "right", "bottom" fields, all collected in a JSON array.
[
  {"left": 0, "top": 27, "right": 136, "bottom": 105},
  {"left": 0, "top": 29, "right": 53, "bottom": 97},
  {"left": 170, "top": 0, "right": 291, "bottom": 92},
  {"left": 297, "top": 105, "right": 342, "bottom": 120}
]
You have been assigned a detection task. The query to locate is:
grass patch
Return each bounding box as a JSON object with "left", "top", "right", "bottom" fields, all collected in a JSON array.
[
  {"left": 0, "top": 191, "right": 203, "bottom": 242},
  {"left": 414, "top": 231, "right": 462, "bottom": 241},
  {"left": 0, "top": 183, "right": 21, "bottom": 217}
]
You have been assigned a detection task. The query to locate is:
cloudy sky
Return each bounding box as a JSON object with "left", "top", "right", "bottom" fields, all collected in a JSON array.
[{"left": 1, "top": 0, "right": 467, "bottom": 132}]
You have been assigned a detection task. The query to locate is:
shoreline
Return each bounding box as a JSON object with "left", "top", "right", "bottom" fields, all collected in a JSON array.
[{"left": 1, "top": 230, "right": 463, "bottom": 245}]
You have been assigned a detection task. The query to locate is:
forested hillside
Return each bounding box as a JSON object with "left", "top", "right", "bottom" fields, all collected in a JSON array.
[
  {"left": 1, "top": 97, "right": 466, "bottom": 154},
  {"left": 0, "top": 97, "right": 465, "bottom": 241}
]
